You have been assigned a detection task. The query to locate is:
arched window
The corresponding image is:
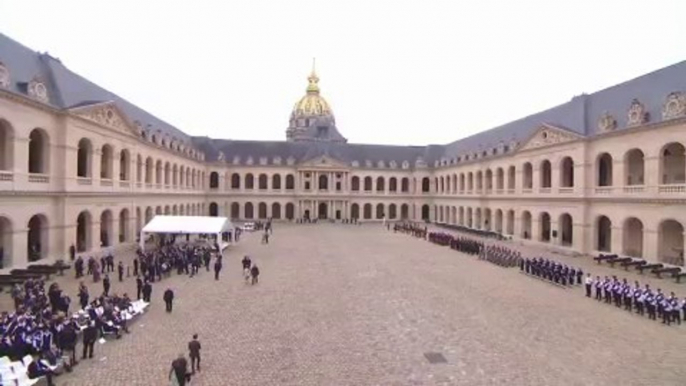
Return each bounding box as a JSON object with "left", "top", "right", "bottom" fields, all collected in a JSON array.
[
  {"left": 364, "top": 177, "right": 372, "bottom": 191},
  {"left": 210, "top": 172, "right": 219, "bottom": 189},
  {"left": 0, "top": 120, "right": 14, "bottom": 171},
  {"left": 231, "top": 173, "right": 241, "bottom": 189},
  {"left": 421, "top": 177, "right": 430, "bottom": 193},
  {"left": 597, "top": 153, "right": 613, "bottom": 187},
  {"left": 376, "top": 177, "right": 385, "bottom": 192},
  {"left": 319, "top": 174, "right": 328, "bottom": 190},
  {"left": 351, "top": 176, "right": 360, "bottom": 191},
  {"left": 77, "top": 138, "right": 93, "bottom": 178},
  {"left": 389, "top": 177, "right": 397, "bottom": 192},
  {"left": 540, "top": 160, "right": 552, "bottom": 188},
  {"left": 285, "top": 174, "right": 295, "bottom": 190},
  {"left": 145, "top": 157, "right": 154, "bottom": 183},
  {"left": 624, "top": 149, "right": 644, "bottom": 186},
  {"left": 27, "top": 214, "right": 48, "bottom": 262},
  {"left": 559, "top": 213, "right": 573, "bottom": 246},
  {"left": 363, "top": 203, "right": 372, "bottom": 219},
  {"left": 401, "top": 177, "right": 409, "bottom": 193},
  {"left": 596, "top": 216, "right": 611, "bottom": 252},
  {"left": 119, "top": 149, "right": 130, "bottom": 181},
  {"left": 272, "top": 174, "right": 281, "bottom": 190},
  {"left": 660, "top": 142, "right": 686, "bottom": 184},
  {"left": 28, "top": 129, "right": 49, "bottom": 174},
  {"left": 560, "top": 157, "right": 574, "bottom": 188},
  {"left": 100, "top": 144, "right": 114, "bottom": 179},
  {"left": 522, "top": 163, "right": 533, "bottom": 189},
  {"left": 376, "top": 203, "right": 385, "bottom": 219},
  {"left": 245, "top": 174, "right": 254, "bottom": 189},
  {"left": 258, "top": 174, "right": 268, "bottom": 190}
]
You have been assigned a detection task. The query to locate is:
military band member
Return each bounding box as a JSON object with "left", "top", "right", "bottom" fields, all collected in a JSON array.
[
  {"left": 603, "top": 277, "right": 613, "bottom": 304},
  {"left": 633, "top": 281, "right": 643, "bottom": 315},
  {"left": 646, "top": 288, "right": 657, "bottom": 320},
  {"left": 584, "top": 274, "right": 593, "bottom": 297},
  {"left": 655, "top": 289, "right": 665, "bottom": 319},
  {"left": 622, "top": 278, "right": 632, "bottom": 311}
]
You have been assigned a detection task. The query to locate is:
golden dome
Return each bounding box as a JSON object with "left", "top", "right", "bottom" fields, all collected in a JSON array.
[{"left": 291, "top": 60, "right": 333, "bottom": 118}]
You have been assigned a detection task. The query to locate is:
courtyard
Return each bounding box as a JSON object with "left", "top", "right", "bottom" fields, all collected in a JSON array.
[{"left": 7, "top": 223, "right": 686, "bottom": 386}]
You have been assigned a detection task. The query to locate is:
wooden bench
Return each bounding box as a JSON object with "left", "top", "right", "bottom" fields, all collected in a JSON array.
[
  {"left": 637, "top": 263, "right": 663, "bottom": 275},
  {"left": 593, "top": 254, "right": 617, "bottom": 264},
  {"left": 653, "top": 266, "right": 681, "bottom": 278},
  {"left": 621, "top": 259, "right": 646, "bottom": 270},
  {"left": 608, "top": 257, "right": 632, "bottom": 268},
  {"left": 25, "top": 265, "right": 59, "bottom": 279}
]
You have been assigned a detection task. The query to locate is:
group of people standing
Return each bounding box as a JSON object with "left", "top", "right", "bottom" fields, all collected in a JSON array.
[
  {"left": 521, "top": 258, "right": 584, "bottom": 287},
  {"left": 585, "top": 275, "right": 686, "bottom": 325}
]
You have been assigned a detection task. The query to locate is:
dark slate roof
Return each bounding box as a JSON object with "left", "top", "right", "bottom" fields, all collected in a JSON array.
[
  {"left": 0, "top": 33, "right": 191, "bottom": 142},
  {"left": 197, "top": 139, "right": 434, "bottom": 167},
  {"left": 584, "top": 60, "right": 686, "bottom": 133}
]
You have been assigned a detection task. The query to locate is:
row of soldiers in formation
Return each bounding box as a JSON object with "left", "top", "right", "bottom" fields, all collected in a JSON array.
[
  {"left": 521, "top": 258, "right": 584, "bottom": 286},
  {"left": 587, "top": 276, "right": 686, "bottom": 325},
  {"left": 478, "top": 245, "right": 522, "bottom": 268},
  {"left": 394, "top": 222, "right": 428, "bottom": 239}
]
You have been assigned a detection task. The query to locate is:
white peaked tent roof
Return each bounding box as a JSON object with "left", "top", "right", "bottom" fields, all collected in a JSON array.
[{"left": 142, "top": 216, "right": 233, "bottom": 234}]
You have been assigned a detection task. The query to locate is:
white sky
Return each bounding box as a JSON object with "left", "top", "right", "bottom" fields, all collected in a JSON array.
[{"left": 1, "top": 0, "right": 685, "bottom": 146}]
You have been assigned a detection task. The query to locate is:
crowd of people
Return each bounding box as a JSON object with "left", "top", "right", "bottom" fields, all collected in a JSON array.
[
  {"left": 521, "top": 257, "right": 584, "bottom": 287},
  {"left": 586, "top": 275, "right": 686, "bottom": 325},
  {"left": 2, "top": 275, "right": 140, "bottom": 385}
]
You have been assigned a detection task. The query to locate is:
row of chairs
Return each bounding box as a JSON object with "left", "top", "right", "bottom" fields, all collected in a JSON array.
[{"left": 594, "top": 254, "right": 686, "bottom": 283}]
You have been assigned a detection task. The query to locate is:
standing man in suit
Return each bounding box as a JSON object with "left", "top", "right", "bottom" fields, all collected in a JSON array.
[
  {"left": 142, "top": 280, "right": 152, "bottom": 302},
  {"left": 188, "top": 334, "right": 202, "bottom": 374},
  {"left": 82, "top": 320, "right": 97, "bottom": 359},
  {"left": 164, "top": 288, "right": 175, "bottom": 313}
]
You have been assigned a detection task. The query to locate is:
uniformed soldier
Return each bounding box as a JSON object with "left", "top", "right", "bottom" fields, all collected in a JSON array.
[{"left": 594, "top": 276, "right": 603, "bottom": 301}]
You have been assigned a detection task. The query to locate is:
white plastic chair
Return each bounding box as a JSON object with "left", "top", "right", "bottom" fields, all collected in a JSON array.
[{"left": 14, "top": 371, "right": 40, "bottom": 386}]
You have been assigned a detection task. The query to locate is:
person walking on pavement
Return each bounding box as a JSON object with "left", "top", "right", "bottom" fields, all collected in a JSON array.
[
  {"left": 117, "top": 261, "right": 124, "bottom": 282},
  {"left": 169, "top": 353, "right": 189, "bottom": 386},
  {"left": 251, "top": 264, "right": 260, "bottom": 285},
  {"left": 164, "top": 288, "right": 175, "bottom": 313},
  {"left": 188, "top": 334, "right": 202, "bottom": 374},
  {"left": 214, "top": 255, "right": 222, "bottom": 281},
  {"left": 142, "top": 279, "right": 152, "bottom": 302},
  {"left": 102, "top": 274, "right": 111, "bottom": 296}
]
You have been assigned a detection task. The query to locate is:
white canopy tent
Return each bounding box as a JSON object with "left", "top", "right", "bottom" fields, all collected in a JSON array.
[{"left": 140, "top": 216, "right": 235, "bottom": 251}]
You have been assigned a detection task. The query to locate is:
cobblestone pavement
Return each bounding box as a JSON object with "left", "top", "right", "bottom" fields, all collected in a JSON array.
[{"left": 3, "top": 224, "right": 686, "bottom": 386}]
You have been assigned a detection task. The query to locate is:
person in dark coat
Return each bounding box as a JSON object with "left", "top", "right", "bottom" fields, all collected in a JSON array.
[
  {"left": 78, "top": 282, "right": 89, "bottom": 310},
  {"left": 188, "top": 334, "right": 202, "bottom": 374},
  {"left": 169, "top": 354, "right": 189, "bottom": 386},
  {"left": 103, "top": 274, "right": 111, "bottom": 296},
  {"left": 213, "top": 256, "right": 222, "bottom": 281},
  {"left": 133, "top": 258, "right": 139, "bottom": 276},
  {"left": 75, "top": 256, "right": 84, "bottom": 278},
  {"left": 142, "top": 280, "right": 152, "bottom": 302},
  {"left": 82, "top": 320, "right": 98, "bottom": 359},
  {"left": 136, "top": 275, "right": 143, "bottom": 300},
  {"left": 59, "top": 322, "right": 78, "bottom": 367},
  {"left": 163, "top": 288, "right": 174, "bottom": 313},
  {"left": 69, "top": 244, "right": 76, "bottom": 261},
  {"left": 117, "top": 261, "right": 124, "bottom": 282},
  {"left": 250, "top": 264, "right": 260, "bottom": 285}
]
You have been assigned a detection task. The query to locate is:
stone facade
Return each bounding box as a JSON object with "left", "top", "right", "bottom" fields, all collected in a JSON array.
[{"left": 0, "top": 34, "right": 685, "bottom": 270}]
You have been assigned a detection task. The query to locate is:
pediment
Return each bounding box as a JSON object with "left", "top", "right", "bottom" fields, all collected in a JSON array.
[
  {"left": 298, "top": 155, "right": 349, "bottom": 169},
  {"left": 519, "top": 124, "right": 583, "bottom": 151},
  {"left": 69, "top": 101, "right": 138, "bottom": 136}
]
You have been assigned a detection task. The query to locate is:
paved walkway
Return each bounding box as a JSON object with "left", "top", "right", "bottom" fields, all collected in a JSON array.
[{"left": 3, "top": 224, "right": 686, "bottom": 385}]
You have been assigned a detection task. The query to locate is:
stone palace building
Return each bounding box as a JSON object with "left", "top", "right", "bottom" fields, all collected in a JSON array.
[{"left": 0, "top": 32, "right": 685, "bottom": 269}]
